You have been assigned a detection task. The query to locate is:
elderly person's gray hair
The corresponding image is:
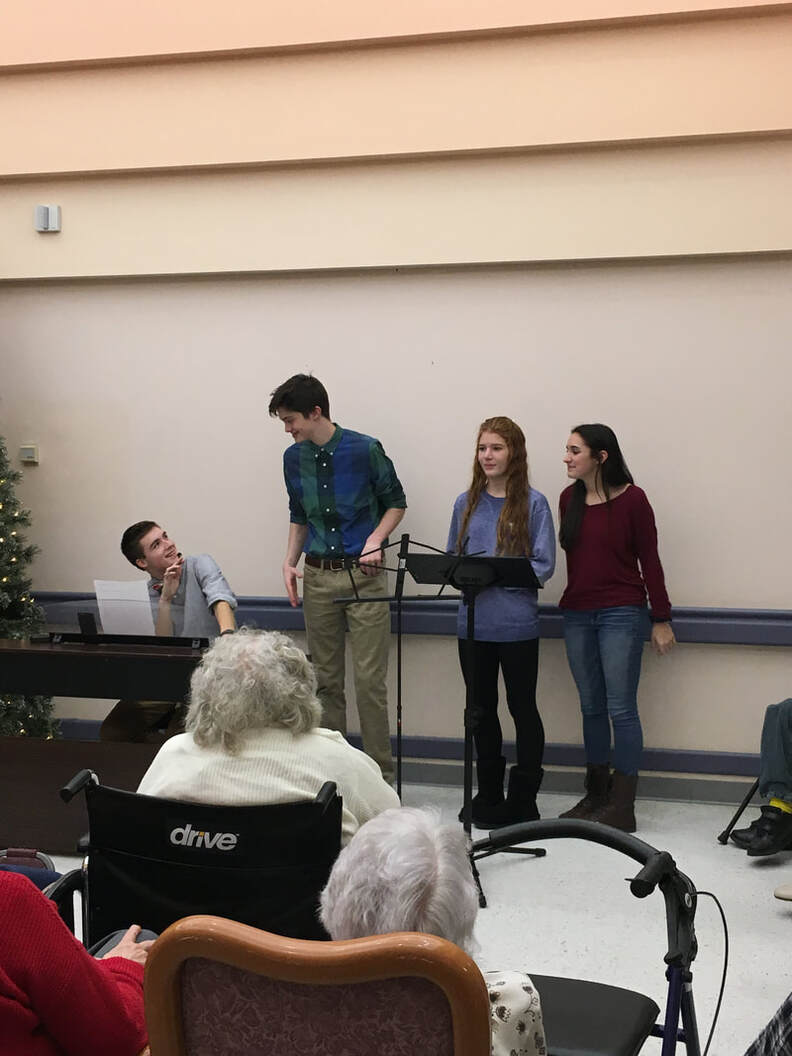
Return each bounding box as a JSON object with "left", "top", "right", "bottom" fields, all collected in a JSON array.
[
  {"left": 319, "top": 807, "right": 479, "bottom": 955},
  {"left": 186, "top": 628, "right": 321, "bottom": 753}
]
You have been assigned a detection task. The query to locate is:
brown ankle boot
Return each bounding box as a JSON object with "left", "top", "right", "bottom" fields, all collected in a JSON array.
[
  {"left": 559, "top": 764, "right": 610, "bottom": 820},
  {"left": 590, "top": 771, "right": 638, "bottom": 832}
]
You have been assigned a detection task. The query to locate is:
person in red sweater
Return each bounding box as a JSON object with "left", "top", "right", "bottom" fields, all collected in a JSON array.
[
  {"left": 0, "top": 872, "right": 151, "bottom": 1056},
  {"left": 558, "top": 423, "right": 674, "bottom": 832}
]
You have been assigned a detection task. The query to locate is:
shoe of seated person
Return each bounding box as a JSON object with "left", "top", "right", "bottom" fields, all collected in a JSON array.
[
  {"left": 774, "top": 882, "right": 792, "bottom": 901},
  {"left": 730, "top": 816, "right": 763, "bottom": 849},
  {"left": 745, "top": 806, "right": 792, "bottom": 857}
]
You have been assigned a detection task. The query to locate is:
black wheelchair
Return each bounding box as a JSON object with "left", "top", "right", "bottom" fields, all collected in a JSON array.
[{"left": 47, "top": 769, "right": 342, "bottom": 944}]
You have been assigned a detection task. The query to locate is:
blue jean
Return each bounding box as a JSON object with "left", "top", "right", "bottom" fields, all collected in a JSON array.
[
  {"left": 759, "top": 699, "right": 792, "bottom": 802},
  {"left": 0, "top": 864, "right": 61, "bottom": 890},
  {"left": 562, "top": 606, "right": 649, "bottom": 776}
]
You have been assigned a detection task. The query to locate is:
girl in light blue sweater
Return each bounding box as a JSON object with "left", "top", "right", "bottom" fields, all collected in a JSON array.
[{"left": 447, "top": 417, "right": 555, "bottom": 827}]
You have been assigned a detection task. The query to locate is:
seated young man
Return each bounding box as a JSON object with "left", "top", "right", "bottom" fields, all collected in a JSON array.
[{"left": 99, "top": 520, "right": 237, "bottom": 742}]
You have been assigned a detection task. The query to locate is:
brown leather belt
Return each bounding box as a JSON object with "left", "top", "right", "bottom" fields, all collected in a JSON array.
[{"left": 304, "top": 554, "right": 360, "bottom": 571}]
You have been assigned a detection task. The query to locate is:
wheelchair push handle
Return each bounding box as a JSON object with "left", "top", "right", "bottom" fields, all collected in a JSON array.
[
  {"left": 60, "top": 769, "right": 98, "bottom": 803},
  {"left": 629, "top": 851, "right": 676, "bottom": 898}
]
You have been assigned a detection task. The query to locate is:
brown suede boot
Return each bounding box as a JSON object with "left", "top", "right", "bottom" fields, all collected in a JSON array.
[
  {"left": 559, "top": 764, "right": 610, "bottom": 820},
  {"left": 590, "top": 771, "right": 638, "bottom": 832}
]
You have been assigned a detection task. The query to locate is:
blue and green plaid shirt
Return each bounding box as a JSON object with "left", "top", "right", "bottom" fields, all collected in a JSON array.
[{"left": 283, "top": 425, "right": 407, "bottom": 558}]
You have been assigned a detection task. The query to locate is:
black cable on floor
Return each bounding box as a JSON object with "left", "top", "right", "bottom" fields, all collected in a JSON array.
[{"left": 695, "top": 889, "right": 729, "bottom": 1056}]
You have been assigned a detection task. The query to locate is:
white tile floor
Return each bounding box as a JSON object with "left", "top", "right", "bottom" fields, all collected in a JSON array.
[
  {"left": 52, "top": 785, "right": 790, "bottom": 1055},
  {"left": 400, "top": 786, "right": 789, "bottom": 1056}
]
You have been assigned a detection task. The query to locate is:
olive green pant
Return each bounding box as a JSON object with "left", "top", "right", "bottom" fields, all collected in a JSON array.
[{"left": 302, "top": 562, "right": 394, "bottom": 784}]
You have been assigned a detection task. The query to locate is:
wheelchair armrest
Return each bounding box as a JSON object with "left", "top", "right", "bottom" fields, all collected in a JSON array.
[
  {"left": 0, "top": 847, "right": 57, "bottom": 871},
  {"left": 44, "top": 868, "right": 84, "bottom": 933},
  {"left": 314, "top": 781, "right": 338, "bottom": 809}
]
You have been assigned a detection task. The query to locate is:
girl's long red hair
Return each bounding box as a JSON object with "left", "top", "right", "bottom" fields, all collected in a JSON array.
[{"left": 455, "top": 417, "right": 532, "bottom": 556}]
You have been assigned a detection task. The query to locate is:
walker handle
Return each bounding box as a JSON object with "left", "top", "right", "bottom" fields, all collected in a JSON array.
[{"left": 630, "top": 851, "right": 675, "bottom": 898}]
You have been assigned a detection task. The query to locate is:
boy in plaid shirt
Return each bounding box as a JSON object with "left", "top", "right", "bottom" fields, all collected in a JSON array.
[{"left": 270, "top": 374, "right": 406, "bottom": 784}]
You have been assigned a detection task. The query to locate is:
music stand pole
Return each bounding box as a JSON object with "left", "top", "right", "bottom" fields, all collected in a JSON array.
[
  {"left": 331, "top": 537, "right": 410, "bottom": 799},
  {"left": 394, "top": 533, "right": 410, "bottom": 797},
  {"left": 460, "top": 580, "right": 487, "bottom": 905}
]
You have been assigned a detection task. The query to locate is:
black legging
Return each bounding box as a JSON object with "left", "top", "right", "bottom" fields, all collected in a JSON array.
[{"left": 457, "top": 638, "right": 544, "bottom": 778}]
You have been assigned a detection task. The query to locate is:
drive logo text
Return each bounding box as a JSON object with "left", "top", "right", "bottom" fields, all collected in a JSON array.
[{"left": 169, "top": 824, "right": 238, "bottom": 850}]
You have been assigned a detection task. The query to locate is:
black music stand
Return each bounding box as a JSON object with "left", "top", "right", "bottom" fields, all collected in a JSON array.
[
  {"left": 406, "top": 552, "right": 547, "bottom": 907},
  {"left": 329, "top": 535, "right": 413, "bottom": 796}
]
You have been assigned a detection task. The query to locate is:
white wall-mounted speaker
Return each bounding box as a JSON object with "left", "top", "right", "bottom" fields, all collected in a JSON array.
[{"left": 34, "top": 205, "right": 61, "bottom": 233}]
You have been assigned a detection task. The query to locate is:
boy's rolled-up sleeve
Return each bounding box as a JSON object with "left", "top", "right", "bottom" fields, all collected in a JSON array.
[{"left": 194, "top": 554, "right": 237, "bottom": 611}]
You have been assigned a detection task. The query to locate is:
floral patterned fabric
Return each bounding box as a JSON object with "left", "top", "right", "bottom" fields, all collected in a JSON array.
[
  {"left": 486, "top": 971, "right": 547, "bottom": 1056},
  {"left": 180, "top": 958, "right": 456, "bottom": 1055}
]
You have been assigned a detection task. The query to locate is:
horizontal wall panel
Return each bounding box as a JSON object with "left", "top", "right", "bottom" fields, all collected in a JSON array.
[
  {"left": 51, "top": 721, "right": 763, "bottom": 783},
  {"left": 37, "top": 593, "right": 792, "bottom": 646},
  {"left": 1, "top": 1, "right": 784, "bottom": 68},
  {"left": 1, "top": 137, "right": 791, "bottom": 280},
  {"left": 2, "top": 14, "right": 791, "bottom": 178}
]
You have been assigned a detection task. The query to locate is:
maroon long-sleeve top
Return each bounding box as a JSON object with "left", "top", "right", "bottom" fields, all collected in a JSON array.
[
  {"left": 0, "top": 872, "right": 148, "bottom": 1056},
  {"left": 558, "top": 484, "right": 672, "bottom": 622}
]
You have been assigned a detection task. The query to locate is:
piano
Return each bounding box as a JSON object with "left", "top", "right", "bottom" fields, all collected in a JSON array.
[
  {"left": 0, "top": 633, "right": 208, "bottom": 852},
  {"left": 0, "top": 633, "right": 207, "bottom": 702}
]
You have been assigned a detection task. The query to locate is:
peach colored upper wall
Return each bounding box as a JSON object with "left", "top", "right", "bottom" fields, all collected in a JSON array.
[
  {"left": 1, "top": 1, "right": 786, "bottom": 67},
  {"left": 2, "top": 15, "right": 791, "bottom": 178},
  {"left": 2, "top": 139, "right": 790, "bottom": 281}
]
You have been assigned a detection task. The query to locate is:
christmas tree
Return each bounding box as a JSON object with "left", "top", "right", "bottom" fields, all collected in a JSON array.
[{"left": 0, "top": 436, "right": 57, "bottom": 737}]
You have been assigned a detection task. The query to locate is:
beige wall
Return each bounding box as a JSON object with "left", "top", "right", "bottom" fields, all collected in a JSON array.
[
  {"left": 2, "top": 8, "right": 790, "bottom": 281},
  {"left": 1, "top": 1, "right": 783, "bottom": 67},
  {"left": 2, "top": 139, "right": 791, "bottom": 280},
  {"left": 5, "top": 17, "right": 792, "bottom": 178},
  {"left": 3, "top": 260, "right": 790, "bottom": 608},
  {"left": 3, "top": 260, "right": 791, "bottom": 753},
  {"left": 2, "top": 2, "right": 790, "bottom": 760}
]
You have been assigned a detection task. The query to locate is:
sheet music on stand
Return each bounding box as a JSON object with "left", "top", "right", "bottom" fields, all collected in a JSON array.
[{"left": 94, "top": 580, "right": 155, "bottom": 635}]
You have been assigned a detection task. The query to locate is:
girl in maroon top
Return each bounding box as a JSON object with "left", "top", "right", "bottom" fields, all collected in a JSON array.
[{"left": 558, "top": 424, "right": 674, "bottom": 832}]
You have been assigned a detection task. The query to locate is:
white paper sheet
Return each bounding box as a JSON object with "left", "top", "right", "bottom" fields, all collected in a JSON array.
[{"left": 94, "top": 579, "right": 156, "bottom": 635}]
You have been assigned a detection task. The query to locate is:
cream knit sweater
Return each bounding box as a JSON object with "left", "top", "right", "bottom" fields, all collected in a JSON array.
[{"left": 137, "top": 726, "right": 400, "bottom": 845}]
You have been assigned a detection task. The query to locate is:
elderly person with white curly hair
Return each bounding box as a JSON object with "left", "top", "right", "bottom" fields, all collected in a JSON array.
[
  {"left": 137, "top": 629, "right": 399, "bottom": 844},
  {"left": 320, "top": 807, "right": 547, "bottom": 1056}
]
